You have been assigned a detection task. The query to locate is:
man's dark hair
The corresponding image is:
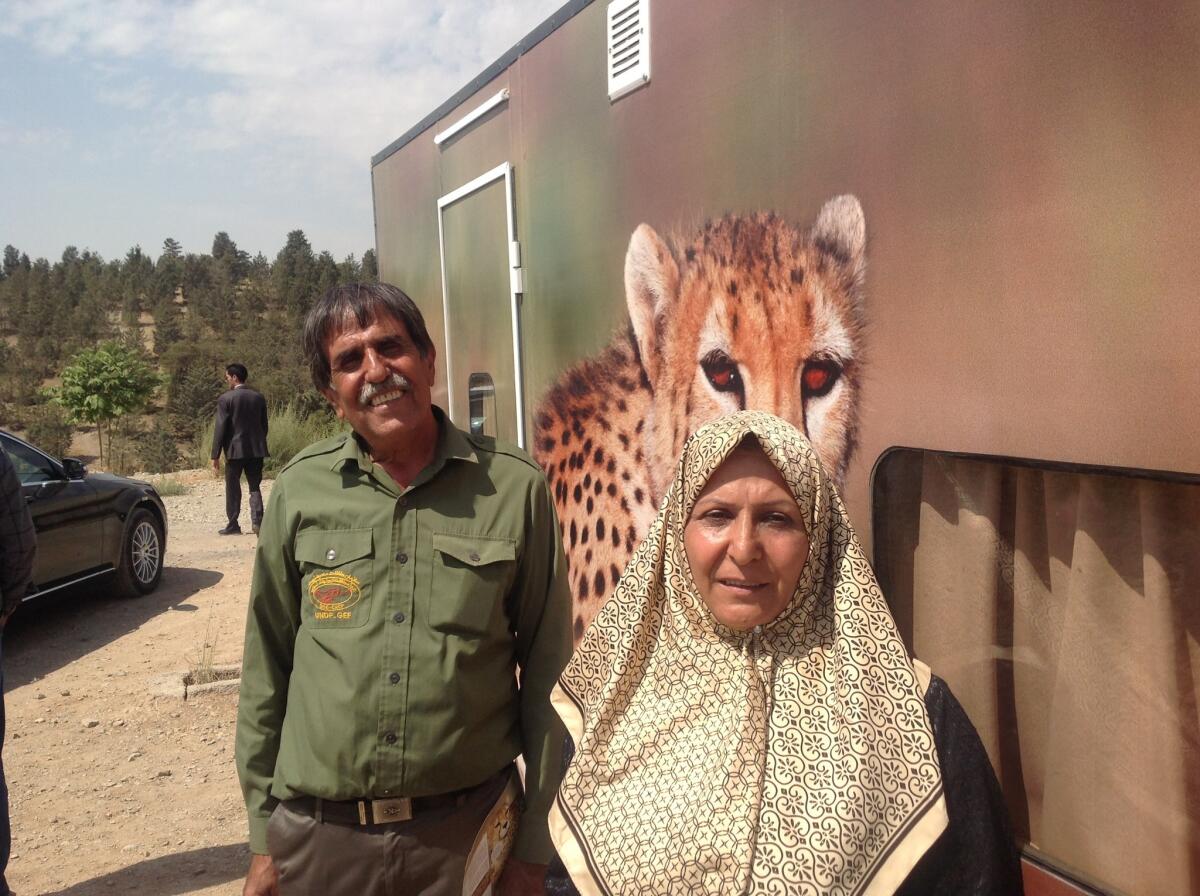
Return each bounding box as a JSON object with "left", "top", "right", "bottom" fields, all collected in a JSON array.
[
  {"left": 226, "top": 363, "right": 248, "bottom": 383},
  {"left": 303, "top": 282, "right": 434, "bottom": 390}
]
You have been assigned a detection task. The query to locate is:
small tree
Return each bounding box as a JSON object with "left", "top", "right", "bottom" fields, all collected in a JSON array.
[{"left": 54, "top": 342, "right": 159, "bottom": 466}]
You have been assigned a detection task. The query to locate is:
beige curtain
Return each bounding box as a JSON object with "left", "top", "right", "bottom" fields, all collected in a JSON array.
[{"left": 874, "top": 451, "right": 1200, "bottom": 896}]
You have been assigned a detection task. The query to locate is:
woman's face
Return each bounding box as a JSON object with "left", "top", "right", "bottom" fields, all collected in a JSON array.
[{"left": 684, "top": 447, "right": 810, "bottom": 631}]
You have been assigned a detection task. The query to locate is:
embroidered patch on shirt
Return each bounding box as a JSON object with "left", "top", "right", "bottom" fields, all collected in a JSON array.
[{"left": 308, "top": 571, "right": 364, "bottom": 620}]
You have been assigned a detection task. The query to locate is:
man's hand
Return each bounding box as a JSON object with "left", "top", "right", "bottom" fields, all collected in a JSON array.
[
  {"left": 243, "top": 853, "right": 280, "bottom": 896},
  {"left": 212, "top": 458, "right": 221, "bottom": 477},
  {"left": 496, "top": 858, "right": 547, "bottom": 896}
]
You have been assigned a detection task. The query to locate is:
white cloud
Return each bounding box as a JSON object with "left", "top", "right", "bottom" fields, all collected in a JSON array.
[
  {"left": 3, "top": 0, "right": 564, "bottom": 164},
  {"left": 0, "top": 0, "right": 565, "bottom": 259},
  {"left": 0, "top": 120, "right": 71, "bottom": 147}
]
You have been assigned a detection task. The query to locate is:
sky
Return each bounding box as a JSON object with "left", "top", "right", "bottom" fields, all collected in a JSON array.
[{"left": 0, "top": 0, "right": 566, "bottom": 265}]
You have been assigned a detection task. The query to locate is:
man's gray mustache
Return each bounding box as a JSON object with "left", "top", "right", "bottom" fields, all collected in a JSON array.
[{"left": 359, "top": 373, "right": 411, "bottom": 406}]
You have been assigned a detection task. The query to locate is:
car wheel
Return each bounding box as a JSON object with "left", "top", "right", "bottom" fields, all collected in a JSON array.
[{"left": 115, "top": 508, "right": 164, "bottom": 597}]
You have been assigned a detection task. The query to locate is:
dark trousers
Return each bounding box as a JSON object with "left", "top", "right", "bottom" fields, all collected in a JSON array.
[
  {"left": 0, "top": 638, "right": 10, "bottom": 896},
  {"left": 225, "top": 457, "right": 264, "bottom": 528},
  {"left": 268, "top": 772, "right": 508, "bottom": 896}
]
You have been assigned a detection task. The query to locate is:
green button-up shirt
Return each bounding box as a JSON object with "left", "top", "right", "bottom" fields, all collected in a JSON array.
[{"left": 235, "top": 410, "right": 572, "bottom": 861}]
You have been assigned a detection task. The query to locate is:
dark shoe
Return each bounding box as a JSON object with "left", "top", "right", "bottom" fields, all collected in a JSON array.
[{"left": 218, "top": 524, "right": 242, "bottom": 535}]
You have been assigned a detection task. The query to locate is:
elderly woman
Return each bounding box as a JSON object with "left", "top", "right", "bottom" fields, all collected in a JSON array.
[{"left": 545, "top": 412, "right": 1021, "bottom": 895}]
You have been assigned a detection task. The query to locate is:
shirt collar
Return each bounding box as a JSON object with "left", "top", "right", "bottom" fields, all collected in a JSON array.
[{"left": 329, "top": 406, "right": 478, "bottom": 478}]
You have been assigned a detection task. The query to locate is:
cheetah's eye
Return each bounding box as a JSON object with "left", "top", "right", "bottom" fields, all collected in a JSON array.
[
  {"left": 700, "top": 351, "right": 743, "bottom": 394},
  {"left": 802, "top": 359, "right": 841, "bottom": 398}
]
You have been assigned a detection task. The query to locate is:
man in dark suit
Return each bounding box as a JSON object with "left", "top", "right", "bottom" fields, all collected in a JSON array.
[{"left": 211, "top": 363, "right": 269, "bottom": 535}]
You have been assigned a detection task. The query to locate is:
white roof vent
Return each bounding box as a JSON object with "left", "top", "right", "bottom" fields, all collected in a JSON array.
[{"left": 607, "top": 0, "right": 650, "bottom": 101}]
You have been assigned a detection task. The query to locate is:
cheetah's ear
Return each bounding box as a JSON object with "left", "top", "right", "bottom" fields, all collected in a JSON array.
[
  {"left": 625, "top": 223, "right": 679, "bottom": 383},
  {"left": 812, "top": 194, "right": 866, "bottom": 283}
]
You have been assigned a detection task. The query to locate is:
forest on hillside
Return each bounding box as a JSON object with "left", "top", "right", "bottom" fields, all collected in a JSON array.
[{"left": 0, "top": 231, "right": 376, "bottom": 472}]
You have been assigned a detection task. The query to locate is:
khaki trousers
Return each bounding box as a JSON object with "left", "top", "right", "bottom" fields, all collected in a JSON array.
[{"left": 267, "top": 772, "right": 508, "bottom": 896}]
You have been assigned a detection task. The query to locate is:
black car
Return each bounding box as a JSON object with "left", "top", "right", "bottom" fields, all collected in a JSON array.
[{"left": 1, "top": 430, "right": 167, "bottom": 605}]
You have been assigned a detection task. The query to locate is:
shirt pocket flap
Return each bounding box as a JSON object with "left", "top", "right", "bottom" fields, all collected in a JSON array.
[
  {"left": 295, "top": 528, "right": 374, "bottom": 568},
  {"left": 432, "top": 533, "right": 515, "bottom": 567}
]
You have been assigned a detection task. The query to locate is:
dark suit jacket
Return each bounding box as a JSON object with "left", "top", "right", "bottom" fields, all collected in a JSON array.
[{"left": 211, "top": 385, "right": 269, "bottom": 461}]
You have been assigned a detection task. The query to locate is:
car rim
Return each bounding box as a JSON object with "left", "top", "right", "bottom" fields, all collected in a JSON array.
[{"left": 131, "top": 520, "right": 161, "bottom": 585}]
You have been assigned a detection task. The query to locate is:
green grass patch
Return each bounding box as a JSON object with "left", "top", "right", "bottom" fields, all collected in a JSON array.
[{"left": 154, "top": 477, "right": 190, "bottom": 497}]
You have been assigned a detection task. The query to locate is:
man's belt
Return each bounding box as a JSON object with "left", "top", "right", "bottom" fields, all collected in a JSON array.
[{"left": 286, "top": 769, "right": 508, "bottom": 826}]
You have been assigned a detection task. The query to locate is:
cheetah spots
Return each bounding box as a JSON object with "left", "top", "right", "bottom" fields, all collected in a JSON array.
[
  {"left": 584, "top": 473, "right": 592, "bottom": 490},
  {"left": 610, "top": 564, "right": 621, "bottom": 589},
  {"left": 539, "top": 437, "right": 556, "bottom": 454},
  {"left": 728, "top": 279, "right": 738, "bottom": 296},
  {"left": 582, "top": 524, "right": 589, "bottom": 545},
  {"left": 573, "top": 484, "right": 583, "bottom": 503},
  {"left": 594, "top": 479, "right": 602, "bottom": 496},
  {"left": 596, "top": 519, "right": 606, "bottom": 541},
  {"left": 569, "top": 520, "right": 578, "bottom": 547},
  {"left": 790, "top": 265, "right": 805, "bottom": 285},
  {"left": 586, "top": 496, "right": 594, "bottom": 514},
  {"left": 607, "top": 482, "right": 618, "bottom": 497},
  {"left": 618, "top": 433, "right": 631, "bottom": 450},
  {"left": 685, "top": 247, "right": 696, "bottom": 262},
  {"left": 593, "top": 570, "right": 605, "bottom": 597},
  {"left": 585, "top": 548, "right": 593, "bottom": 563},
  {"left": 567, "top": 371, "right": 590, "bottom": 398},
  {"left": 625, "top": 525, "right": 636, "bottom": 553},
  {"left": 593, "top": 447, "right": 605, "bottom": 465},
  {"left": 573, "top": 617, "right": 585, "bottom": 641},
  {"left": 606, "top": 458, "right": 616, "bottom": 475},
  {"left": 611, "top": 526, "right": 620, "bottom": 548},
  {"left": 560, "top": 429, "right": 570, "bottom": 446},
  {"left": 634, "top": 488, "right": 645, "bottom": 505}
]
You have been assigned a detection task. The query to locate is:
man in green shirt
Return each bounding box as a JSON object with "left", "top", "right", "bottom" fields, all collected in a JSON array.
[{"left": 236, "top": 283, "right": 573, "bottom": 895}]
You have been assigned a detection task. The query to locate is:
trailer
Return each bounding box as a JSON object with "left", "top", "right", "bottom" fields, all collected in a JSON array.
[{"left": 371, "top": 2, "right": 1200, "bottom": 892}]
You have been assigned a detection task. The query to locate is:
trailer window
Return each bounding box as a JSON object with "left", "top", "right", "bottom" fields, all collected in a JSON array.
[
  {"left": 872, "top": 449, "right": 1200, "bottom": 895},
  {"left": 467, "top": 373, "right": 498, "bottom": 438}
]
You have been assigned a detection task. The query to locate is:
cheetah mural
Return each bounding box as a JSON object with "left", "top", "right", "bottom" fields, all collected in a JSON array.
[{"left": 533, "top": 195, "right": 868, "bottom": 641}]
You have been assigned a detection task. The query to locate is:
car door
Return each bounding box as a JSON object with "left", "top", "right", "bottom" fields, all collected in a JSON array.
[{"left": 1, "top": 434, "right": 104, "bottom": 588}]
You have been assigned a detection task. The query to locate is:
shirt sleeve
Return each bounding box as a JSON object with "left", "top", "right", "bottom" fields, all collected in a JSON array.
[
  {"left": 211, "top": 393, "right": 229, "bottom": 461},
  {"left": 235, "top": 480, "right": 302, "bottom": 854},
  {"left": 0, "top": 447, "right": 37, "bottom": 618},
  {"left": 510, "top": 471, "right": 574, "bottom": 863}
]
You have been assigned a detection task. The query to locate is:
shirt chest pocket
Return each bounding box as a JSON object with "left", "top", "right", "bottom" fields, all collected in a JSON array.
[
  {"left": 430, "top": 533, "right": 516, "bottom": 637},
  {"left": 295, "top": 528, "right": 375, "bottom": 629}
]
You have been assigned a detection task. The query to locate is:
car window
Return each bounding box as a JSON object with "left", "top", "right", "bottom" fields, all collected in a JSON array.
[{"left": 1, "top": 436, "right": 59, "bottom": 484}]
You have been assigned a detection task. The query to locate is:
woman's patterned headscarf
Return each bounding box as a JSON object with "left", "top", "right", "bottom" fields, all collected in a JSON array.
[{"left": 548, "top": 411, "right": 946, "bottom": 895}]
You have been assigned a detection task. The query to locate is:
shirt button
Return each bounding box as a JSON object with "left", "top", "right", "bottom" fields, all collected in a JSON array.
[
  {"left": 469, "top": 551, "right": 480, "bottom": 562},
  {"left": 384, "top": 731, "right": 398, "bottom": 745},
  {"left": 325, "top": 549, "right": 337, "bottom": 561},
  {"left": 398, "top": 497, "right": 408, "bottom": 508},
  {"left": 392, "top": 611, "right": 406, "bottom": 624},
  {"left": 396, "top": 552, "right": 408, "bottom": 564},
  {"left": 389, "top": 672, "right": 401, "bottom": 684}
]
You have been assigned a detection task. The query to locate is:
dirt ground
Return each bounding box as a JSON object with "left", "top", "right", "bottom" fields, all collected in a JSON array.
[{"left": 4, "top": 470, "right": 269, "bottom": 896}]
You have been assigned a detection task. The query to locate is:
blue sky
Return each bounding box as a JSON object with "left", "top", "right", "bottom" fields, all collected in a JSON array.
[{"left": 0, "top": 0, "right": 564, "bottom": 264}]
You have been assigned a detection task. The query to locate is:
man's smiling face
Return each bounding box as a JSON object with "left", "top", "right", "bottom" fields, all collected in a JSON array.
[{"left": 321, "top": 311, "right": 437, "bottom": 454}]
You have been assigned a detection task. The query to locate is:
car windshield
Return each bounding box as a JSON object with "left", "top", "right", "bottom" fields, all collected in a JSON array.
[{"left": 1, "top": 435, "right": 60, "bottom": 484}]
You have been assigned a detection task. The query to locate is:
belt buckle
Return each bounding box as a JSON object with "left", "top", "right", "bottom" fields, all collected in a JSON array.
[{"left": 369, "top": 797, "right": 412, "bottom": 824}]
